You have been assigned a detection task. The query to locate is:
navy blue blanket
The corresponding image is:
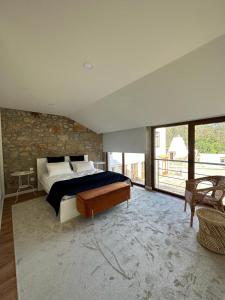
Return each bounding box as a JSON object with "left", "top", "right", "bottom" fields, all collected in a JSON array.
[{"left": 46, "top": 171, "right": 131, "bottom": 215}]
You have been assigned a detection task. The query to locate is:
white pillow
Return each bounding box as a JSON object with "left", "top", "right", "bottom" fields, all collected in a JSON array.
[
  {"left": 46, "top": 162, "right": 73, "bottom": 177},
  {"left": 71, "top": 161, "right": 94, "bottom": 173}
]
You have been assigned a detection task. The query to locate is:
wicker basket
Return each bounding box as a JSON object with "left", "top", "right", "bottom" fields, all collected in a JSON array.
[{"left": 196, "top": 208, "right": 225, "bottom": 254}]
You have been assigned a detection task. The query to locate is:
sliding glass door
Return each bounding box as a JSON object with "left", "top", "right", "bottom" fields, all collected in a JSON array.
[
  {"left": 195, "top": 122, "right": 225, "bottom": 187},
  {"left": 154, "top": 125, "right": 188, "bottom": 195},
  {"left": 152, "top": 117, "right": 225, "bottom": 197}
]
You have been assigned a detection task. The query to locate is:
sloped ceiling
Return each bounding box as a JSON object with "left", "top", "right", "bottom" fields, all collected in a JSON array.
[
  {"left": 0, "top": 1, "right": 225, "bottom": 132},
  {"left": 75, "top": 34, "right": 225, "bottom": 132}
]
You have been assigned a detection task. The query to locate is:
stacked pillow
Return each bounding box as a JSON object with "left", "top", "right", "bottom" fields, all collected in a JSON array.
[
  {"left": 45, "top": 155, "right": 95, "bottom": 176},
  {"left": 69, "top": 155, "right": 95, "bottom": 172},
  {"left": 70, "top": 161, "right": 94, "bottom": 173},
  {"left": 70, "top": 155, "right": 84, "bottom": 161},
  {"left": 46, "top": 162, "right": 73, "bottom": 177},
  {"left": 47, "top": 156, "right": 65, "bottom": 163}
]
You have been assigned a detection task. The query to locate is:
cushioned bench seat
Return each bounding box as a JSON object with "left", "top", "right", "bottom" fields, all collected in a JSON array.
[{"left": 76, "top": 182, "right": 130, "bottom": 218}]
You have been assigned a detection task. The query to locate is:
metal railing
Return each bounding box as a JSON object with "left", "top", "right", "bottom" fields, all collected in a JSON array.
[{"left": 154, "top": 158, "right": 225, "bottom": 195}]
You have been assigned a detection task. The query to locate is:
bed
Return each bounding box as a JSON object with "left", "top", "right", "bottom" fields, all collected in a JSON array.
[
  {"left": 38, "top": 155, "right": 96, "bottom": 223},
  {"left": 37, "top": 155, "right": 131, "bottom": 223}
]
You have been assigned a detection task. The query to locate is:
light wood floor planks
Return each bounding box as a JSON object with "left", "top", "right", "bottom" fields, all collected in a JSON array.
[{"left": 0, "top": 191, "right": 46, "bottom": 300}]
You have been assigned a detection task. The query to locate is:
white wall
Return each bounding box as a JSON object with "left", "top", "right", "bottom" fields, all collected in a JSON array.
[
  {"left": 0, "top": 111, "right": 5, "bottom": 230},
  {"left": 103, "top": 127, "right": 146, "bottom": 153},
  {"left": 74, "top": 34, "right": 225, "bottom": 133}
]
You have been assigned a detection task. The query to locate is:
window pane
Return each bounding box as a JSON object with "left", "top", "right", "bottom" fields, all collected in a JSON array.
[
  {"left": 155, "top": 126, "right": 188, "bottom": 160},
  {"left": 195, "top": 122, "right": 225, "bottom": 181},
  {"left": 154, "top": 125, "right": 188, "bottom": 195},
  {"left": 124, "top": 153, "right": 145, "bottom": 185},
  {"left": 154, "top": 160, "right": 188, "bottom": 195},
  {"left": 108, "top": 152, "right": 122, "bottom": 173}
]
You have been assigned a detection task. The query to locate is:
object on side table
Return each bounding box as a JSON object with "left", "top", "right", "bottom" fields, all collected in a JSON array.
[
  {"left": 196, "top": 208, "right": 225, "bottom": 254},
  {"left": 11, "top": 171, "right": 35, "bottom": 202},
  {"left": 184, "top": 176, "right": 225, "bottom": 227}
]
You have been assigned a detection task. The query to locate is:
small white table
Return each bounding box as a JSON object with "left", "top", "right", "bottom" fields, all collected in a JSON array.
[
  {"left": 93, "top": 161, "right": 106, "bottom": 171},
  {"left": 11, "top": 171, "right": 35, "bottom": 202}
]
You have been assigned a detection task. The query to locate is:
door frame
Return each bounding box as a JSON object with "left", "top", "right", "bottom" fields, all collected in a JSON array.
[{"left": 151, "top": 115, "right": 225, "bottom": 197}]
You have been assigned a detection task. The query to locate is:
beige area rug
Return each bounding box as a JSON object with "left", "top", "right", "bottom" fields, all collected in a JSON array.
[{"left": 12, "top": 187, "right": 225, "bottom": 300}]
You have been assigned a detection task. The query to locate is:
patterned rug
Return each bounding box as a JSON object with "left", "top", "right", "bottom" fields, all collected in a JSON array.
[{"left": 12, "top": 187, "right": 225, "bottom": 300}]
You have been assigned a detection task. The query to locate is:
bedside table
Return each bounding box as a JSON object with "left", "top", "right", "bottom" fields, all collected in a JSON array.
[
  {"left": 93, "top": 161, "right": 106, "bottom": 171},
  {"left": 11, "top": 171, "right": 35, "bottom": 202}
]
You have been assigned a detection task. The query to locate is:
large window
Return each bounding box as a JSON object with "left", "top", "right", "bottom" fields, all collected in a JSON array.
[
  {"left": 152, "top": 117, "right": 225, "bottom": 197},
  {"left": 154, "top": 125, "right": 188, "bottom": 195},
  {"left": 124, "top": 153, "right": 145, "bottom": 185},
  {"left": 195, "top": 122, "right": 225, "bottom": 188},
  {"left": 108, "top": 152, "right": 123, "bottom": 173},
  {"left": 107, "top": 152, "right": 145, "bottom": 186}
]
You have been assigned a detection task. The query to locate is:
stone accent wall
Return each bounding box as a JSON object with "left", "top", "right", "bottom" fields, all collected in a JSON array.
[{"left": 1, "top": 108, "right": 103, "bottom": 194}]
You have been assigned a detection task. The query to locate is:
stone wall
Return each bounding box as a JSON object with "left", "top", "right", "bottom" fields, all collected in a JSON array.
[{"left": 1, "top": 108, "right": 103, "bottom": 194}]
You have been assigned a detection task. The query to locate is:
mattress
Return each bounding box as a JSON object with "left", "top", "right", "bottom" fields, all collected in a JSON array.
[{"left": 39, "top": 169, "right": 103, "bottom": 200}]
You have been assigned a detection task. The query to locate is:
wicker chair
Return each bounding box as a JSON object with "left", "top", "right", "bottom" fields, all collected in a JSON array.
[{"left": 184, "top": 176, "right": 225, "bottom": 227}]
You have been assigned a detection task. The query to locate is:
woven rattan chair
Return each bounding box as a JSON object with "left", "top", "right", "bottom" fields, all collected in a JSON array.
[
  {"left": 196, "top": 208, "right": 225, "bottom": 254},
  {"left": 184, "top": 176, "right": 225, "bottom": 227}
]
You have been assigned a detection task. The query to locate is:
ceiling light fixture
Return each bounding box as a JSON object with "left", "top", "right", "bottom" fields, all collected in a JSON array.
[{"left": 83, "top": 62, "right": 94, "bottom": 70}]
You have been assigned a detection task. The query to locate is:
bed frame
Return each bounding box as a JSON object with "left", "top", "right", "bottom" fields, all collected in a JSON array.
[{"left": 37, "top": 155, "right": 88, "bottom": 223}]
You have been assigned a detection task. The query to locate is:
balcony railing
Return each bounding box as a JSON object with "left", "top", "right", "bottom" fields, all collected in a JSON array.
[
  {"left": 154, "top": 158, "right": 225, "bottom": 195},
  {"left": 154, "top": 159, "right": 188, "bottom": 195}
]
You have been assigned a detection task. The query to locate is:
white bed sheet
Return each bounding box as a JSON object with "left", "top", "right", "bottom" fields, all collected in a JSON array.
[{"left": 39, "top": 169, "right": 103, "bottom": 200}]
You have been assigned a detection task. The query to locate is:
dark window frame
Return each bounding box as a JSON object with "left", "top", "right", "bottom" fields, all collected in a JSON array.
[{"left": 151, "top": 115, "right": 225, "bottom": 198}]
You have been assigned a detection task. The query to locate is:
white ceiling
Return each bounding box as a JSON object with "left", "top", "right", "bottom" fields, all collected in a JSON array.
[
  {"left": 1, "top": 1, "right": 225, "bottom": 132},
  {"left": 75, "top": 34, "right": 225, "bottom": 132}
]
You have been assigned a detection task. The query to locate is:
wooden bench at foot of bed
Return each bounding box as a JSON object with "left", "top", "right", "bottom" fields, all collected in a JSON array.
[{"left": 76, "top": 182, "right": 130, "bottom": 218}]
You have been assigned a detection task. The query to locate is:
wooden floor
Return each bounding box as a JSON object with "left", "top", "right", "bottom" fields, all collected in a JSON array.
[{"left": 0, "top": 191, "right": 46, "bottom": 300}]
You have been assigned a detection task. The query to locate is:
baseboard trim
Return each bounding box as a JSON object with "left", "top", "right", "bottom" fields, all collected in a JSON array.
[
  {"left": 5, "top": 188, "right": 38, "bottom": 199},
  {"left": 145, "top": 185, "right": 152, "bottom": 191}
]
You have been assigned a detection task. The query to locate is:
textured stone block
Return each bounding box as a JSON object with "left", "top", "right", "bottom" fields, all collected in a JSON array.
[{"left": 1, "top": 108, "right": 103, "bottom": 194}]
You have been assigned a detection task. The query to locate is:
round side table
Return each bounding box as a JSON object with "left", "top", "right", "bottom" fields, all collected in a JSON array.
[
  {"left": 11, "top": 171, "right": 35, "bottom": 202},
  {"left": 196, "top": 207, "right": 225, "bottom": 254}
]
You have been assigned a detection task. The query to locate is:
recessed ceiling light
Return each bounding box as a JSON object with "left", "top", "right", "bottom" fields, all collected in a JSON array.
[{"left": 83, "top": 62, "right": 94, "bottom": 70}]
